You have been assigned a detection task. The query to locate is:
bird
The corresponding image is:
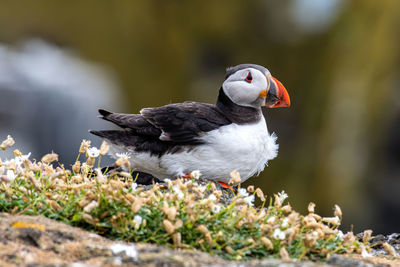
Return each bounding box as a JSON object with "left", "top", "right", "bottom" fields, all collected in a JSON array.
[{"left": 90, "top": 64, "right": 290, "bottom": 187}]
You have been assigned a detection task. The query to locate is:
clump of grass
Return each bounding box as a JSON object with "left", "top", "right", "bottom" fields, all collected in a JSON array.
[{"left": 0, "top": 136, "right": 371, "bottom": 261}]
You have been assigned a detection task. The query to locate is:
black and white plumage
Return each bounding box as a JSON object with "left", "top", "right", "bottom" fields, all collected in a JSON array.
[{"left": 90, "top": 64, "right": 290, "bottom": 183}]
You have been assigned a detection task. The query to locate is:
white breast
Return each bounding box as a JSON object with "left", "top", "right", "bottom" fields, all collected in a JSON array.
[
  {"left": 159, "top": 119, "right": 279, "bottom": 183},
  {"left": 108, "top": 119, "right": 279, "bottom": 183}
]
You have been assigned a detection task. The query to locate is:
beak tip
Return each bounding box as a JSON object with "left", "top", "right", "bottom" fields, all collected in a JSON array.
[{"left": 269, "top": 76, "right": 291, "bottom": 108}]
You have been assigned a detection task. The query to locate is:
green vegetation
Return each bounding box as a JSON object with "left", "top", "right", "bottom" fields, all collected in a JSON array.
[{"left": 0, "top": 137, "right": 372, "bottom": 261}]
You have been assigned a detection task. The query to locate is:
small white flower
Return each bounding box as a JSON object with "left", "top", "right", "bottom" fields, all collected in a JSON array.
[
  {"left": 164, "top": 178, "right": 173, "bottom": 188},
  {"left": 311, "top": 231, "right": 319, "bottom": 238},
  {"left": 281, "top": 218, "right": 289, "bottom": 227},
  {"left": 273, "top": 228, "right": 286, "bottom": 240},
  {"left": 336, "top": 230, "right": 344, "bottom": 240},
  {"left": 133, "top": 215, "right": 143, "bottom": 227},
  {"left": 87, "top": 147, "right": 100, "bottom": 158},
  {"left": 199, "top": 199, "right": 208, "bottom": 205},
  {"left": 131, "top": 183, "right": 138, "bottom": 191},
  {"left": 361, "top": 246, "right": 372, "bottom": 258},
  {"left": 190, "top": 170, "right": 201, "bottom": 179},
  {"left": 172, "top": 185, "right": 184, "bottom": 199},
  {"left": 197, "top": 185, "right": 207, "bottom": 193},
  {"left": 244, "top": 195, "right": 255, "bottom": 206},
  {"left": 15, "top": 152, "right": 31, "bottom": 167},
  {"left": 116, "top": 152, "right": 131, "bottom": 159},
  {"left": 212, "top": 204, "right": 222, "bottom": 213},
  {"left": 177, "top": 191, "right": 184, "bottom": 199},
  {"left": 94, "top": 168, "right": 106, "bottom": 183},
  {"left": 6, "top": 170, "right": 16, "bottom": 181},
  {"left": 277, "top": 190, "right": 288, "bottom": 205},
  {"left": 229, "top": 170, "right": 241, "bottom": 184},
  {"left": 208, "top": 194, "right": 217, "bottom": 202},
  {"left": 238, "top": 188, "right": 249, "bottom": 197},
  {"left": 2, "top": 159, "right": 15, "bottom": 171},
  {"left": 115, "top": 152, "right": 132, "bottom": 168},
  {"left": 322, "top": 216, "right": 341, "bottom": 225},
  {"left": 84, "top": 200, "right": 99, "bottom": 213}
]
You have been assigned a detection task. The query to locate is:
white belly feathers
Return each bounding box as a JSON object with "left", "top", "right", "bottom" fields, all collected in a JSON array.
[{"left": 109, "top": 119, "right": 278, "bottom": 183}]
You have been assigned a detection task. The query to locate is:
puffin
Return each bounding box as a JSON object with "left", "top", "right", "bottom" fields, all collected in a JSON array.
[{"left": 90, "top": 64, "right": 290, "bottom": 186}]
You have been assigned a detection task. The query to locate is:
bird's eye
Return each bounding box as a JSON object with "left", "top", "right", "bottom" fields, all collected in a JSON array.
[{"left": 245, "top": 72, "right": 252, "bottom": 83}]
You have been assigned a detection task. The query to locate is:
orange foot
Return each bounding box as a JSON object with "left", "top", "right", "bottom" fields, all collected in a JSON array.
[
  {"left": 180, "top": 175, "right": 235, "bottom": 192},
  {"left": 217, "top": 181, "right": 235, "bottom": 192}
]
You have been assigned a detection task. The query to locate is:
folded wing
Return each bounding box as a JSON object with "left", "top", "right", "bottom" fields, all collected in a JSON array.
[{"left": 90, "top": 102, "right": 231, "bottom": 156}]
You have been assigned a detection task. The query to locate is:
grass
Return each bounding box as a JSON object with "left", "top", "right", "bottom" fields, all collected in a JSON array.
[{"left": 0, "top": 137, "right": 374, "bottom": 261}]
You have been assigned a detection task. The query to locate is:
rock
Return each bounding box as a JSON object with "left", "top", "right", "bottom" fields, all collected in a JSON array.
[
  {"left": 0, "top": 213, "right": 397, "bottom": 267},
  {"left": 358, "top": 232, "right": 400, "bottom": 256},
  {"left": 327, "top": 255, "right": 378, "bottom": 267},
  {"left": 0, "top": 212, "right": 229, "bottom": 266}
]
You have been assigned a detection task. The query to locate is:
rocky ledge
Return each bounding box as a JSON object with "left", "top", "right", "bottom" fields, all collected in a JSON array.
[{"left": 0, "top": 213, "right": 398, "bottom": 267}]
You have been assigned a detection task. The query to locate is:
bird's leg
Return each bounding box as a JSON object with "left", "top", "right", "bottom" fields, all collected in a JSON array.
[
  {"left": 217, "top": 181, "right": 235, "bottom": 192},
  {"left": 180, "top": 174, "right": 235, "bottom": 192}
]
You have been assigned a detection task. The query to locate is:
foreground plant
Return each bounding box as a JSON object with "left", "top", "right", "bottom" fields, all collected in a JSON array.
[{"left": 0, "top": 136, "right": 377, "bottom": 261}]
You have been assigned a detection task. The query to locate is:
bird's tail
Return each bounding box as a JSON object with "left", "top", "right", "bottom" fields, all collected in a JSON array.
[{"left": 89, "top": 130, "right": 137, "bottom": 147}]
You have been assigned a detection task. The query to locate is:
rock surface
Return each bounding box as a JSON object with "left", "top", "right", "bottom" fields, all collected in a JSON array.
[{"left": 0, "top": 213, "right": 397, "bottom": 267}]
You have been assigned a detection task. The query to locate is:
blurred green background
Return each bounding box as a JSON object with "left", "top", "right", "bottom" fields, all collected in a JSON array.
[{"left": 1, "top": 0, "right": 399, "bottom": 233}]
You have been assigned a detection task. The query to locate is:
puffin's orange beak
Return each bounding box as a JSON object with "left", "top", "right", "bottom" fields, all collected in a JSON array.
[{"left": 266, "top": 76, "right": 291, "bottom": 108}]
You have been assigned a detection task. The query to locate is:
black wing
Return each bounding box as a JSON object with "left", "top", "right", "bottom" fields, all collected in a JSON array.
[
  {"left": 90, "top": 103, "right": 231, "bottom": 156},
  {"left": 89, "top": 129, "right": 179, "bottom": 156},
  {"left": 140, "top": 102, "right": 230, "bottom": 143},
  {"left": 96, "top": 109, "right": 161, "bottom": 137}
]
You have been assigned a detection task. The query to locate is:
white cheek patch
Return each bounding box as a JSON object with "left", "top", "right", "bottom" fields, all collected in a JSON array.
[
  {"left": 223, "top": 68, "right": 269, "bottom": 108},
  {"left": 224, "top": 83, "right": 256, "bottom": 106}
]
